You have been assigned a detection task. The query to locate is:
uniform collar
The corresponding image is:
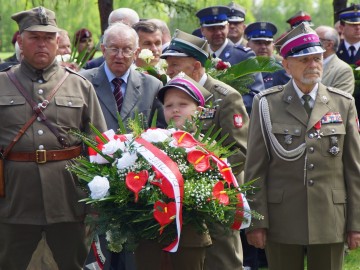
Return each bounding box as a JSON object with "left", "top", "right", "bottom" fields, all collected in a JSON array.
[{"left": 20, "top": 59, "right": 59, "bottom": 82}]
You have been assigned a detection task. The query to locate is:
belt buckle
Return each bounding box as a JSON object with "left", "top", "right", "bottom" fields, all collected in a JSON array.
[{"left": 36, "top": 150, "right": 47, "bottom": 164}]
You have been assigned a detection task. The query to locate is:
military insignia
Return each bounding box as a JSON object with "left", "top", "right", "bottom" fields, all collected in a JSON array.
[
  {"left": 321, "top": 112, "right": 343, "bottom": 124},
  {"left": 286, "top": 95, "right": 293, "bottom": 102},
  {"left": 233, "top": 114, "right": 243, "bottom": 128},
  {"left": 178, "top": 72, "right": 186, "bottom": 78},
  {"left": 199, "top": 107, "right": 216, "bottom": 120},
  {"left": 38, "top": 7, "right": 48, "bottom": 25},
  {"left": 313, "top": 120, "right": 323, "bottom": 139},
  {"left": 225, "top": 51, "right": 230, "bottom": 59},
  {"left": 284, "top": 134, "right": 292, "bottom": 145},
  {"left": 212, "top": 7, "right": 219, "bottom": 14},
  {"left": 320, "top": 95, "right": 328, "bottom": 103},
  {"left": 328, "top": 136, "right": 340, "bottom": 156}
]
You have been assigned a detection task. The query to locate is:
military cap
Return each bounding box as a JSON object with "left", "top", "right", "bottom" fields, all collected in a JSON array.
[
  {"left": 275, "top": 22, "right": 325, "bottom": 58},
  {"left": 11, "top": 6, "right": 59, "bottom": 33},
  {"left": 227, "top": 2, "right": 246, "bottom": 22},
  {"left": 338, "top": 4, "right": 360, "bottom": 24},
  {"left": 161, "top": 29, "right": 210, "bottom": 66},
  {"left": 158, "top": 72, "right": 206, "bottom": 106},
  {"left": 245, "top": 22, "right": 277, "bottom": 41},
  {"left": 75, "top": 28, "right": 92, "bottom": 45},
  {"left": 196, "top": 6, "right": 231, "bottom": 27},
  {"left": 286, "top": 11, "right": 313, "bottom": 29}
]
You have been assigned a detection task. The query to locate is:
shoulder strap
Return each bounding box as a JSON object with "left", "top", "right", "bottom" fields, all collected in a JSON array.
[{"left": 3, "top": 70, "right": 70, "bottom": 157}]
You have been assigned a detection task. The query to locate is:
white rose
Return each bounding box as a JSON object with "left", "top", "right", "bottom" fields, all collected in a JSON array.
[
  {"left": 141, "top": 128, "right": 170, "bottom": 143},
  {"left": 102, "top": 139, "right": 126, "bottom": 155},
  {"left": 138, "top": 49, "right": 154, "bottom": 64},
  {"left": 88, "top": 176, "right": 110, "bottom": 199},
  {"left": 56, "top": 54, "right": 71, "bottom": 62},
  {"left": 116, "top": 152, "right": 138, "bottom": 170}
]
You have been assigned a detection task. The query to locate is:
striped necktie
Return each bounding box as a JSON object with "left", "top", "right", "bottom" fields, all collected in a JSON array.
[{"left": 112, "top": 78, "right": 123, "bottom": 112}]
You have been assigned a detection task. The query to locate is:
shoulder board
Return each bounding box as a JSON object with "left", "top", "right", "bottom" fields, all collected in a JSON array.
[
  {"left": 233, "top": 45, "right": 251, "bottom": 52},
  {"left": 327, "top": 87, "right": 353, "bottom": 100},
  {"left": 0, "top": 65, "right": 13, "bottom": 72},
  {"left": 258, "top": 85, "right": 284, "bottom": 98},
  {"left": 213, "top": 84, "right": 230, "bottom": 96},
  {"left": 65, "top": 67, "right": 87, "bottom": 80}
]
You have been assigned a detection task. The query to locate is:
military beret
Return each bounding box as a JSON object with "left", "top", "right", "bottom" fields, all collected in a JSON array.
[
  {"left": 158, "top": 72, "right": 206, "bottom": 106},
  {"left": 75, "top": 28, "right": 92, "bottom": 45},
  {"left": 11, "top": 6, "right": 59, "bottom": 33},
  {"left": 286, "top": 11, "right": 313, "bottom": 29},
  {"left": 245, "top": 22, "right": 277, "bottom": 41},
  {"left": 161, "top": 29, "right": 210, "bottom": 66},
  {"left": 338, "top": 4, "right": 360, "bottom": 24},
  {"left": 227, "top": 2, "right": 246, "bottom": 22},
  {"left": 275, "top": 22, "right": 325, "bottom": 58},
  {"left": 196, "top": 6, "right": 231, "bottom": 27}
]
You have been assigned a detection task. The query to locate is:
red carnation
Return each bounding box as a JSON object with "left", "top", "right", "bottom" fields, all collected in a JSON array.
[{"left": 216, "top": 61, "right": 229, "bottom": 70}]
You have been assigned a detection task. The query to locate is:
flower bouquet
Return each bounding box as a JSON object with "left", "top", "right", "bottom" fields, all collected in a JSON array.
[
  {"left": 68, "top": 116, "right": 261, "bottom": 253},
  {"left": 136, "top": 48, "right": 168, "bottom": 85}
]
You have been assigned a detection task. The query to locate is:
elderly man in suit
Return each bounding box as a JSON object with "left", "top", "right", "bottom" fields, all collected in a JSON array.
[
  {"left": 80, "top": 22, "right": 165, "bottom": 270},
  {"left": 245, "top": 22, "right": 360, "bottom": 270},
  {"left": 195, "top": 5, "right": 264, "bottom": 114},
  {"left": 315, "top": 25, "right": 355, "bottom": 94}
]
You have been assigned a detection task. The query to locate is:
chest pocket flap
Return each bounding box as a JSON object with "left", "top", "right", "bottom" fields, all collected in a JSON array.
[
  {"left": 271, "top": 122, "right": 302, "bottom": 136},
  {"left": 0, "top": 95, "right": 26, "bottom": 106},
  {"left": 321, "top": 123, "right": 346, "bottom": 136},
  {"left": 55, "top": 96, "right": 84, "bottom": 108}
]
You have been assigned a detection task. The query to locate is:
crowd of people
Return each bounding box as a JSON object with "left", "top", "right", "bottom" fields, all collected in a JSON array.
[{"left": 0, "top": 2, "right": 360, "bottom": 270}]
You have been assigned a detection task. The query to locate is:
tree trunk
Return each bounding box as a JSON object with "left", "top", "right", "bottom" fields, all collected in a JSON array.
[
  {"left": 333, "top": 0, "right": 347, "bottom": 22},
  {"left": 98, "top": 0, "right": 113, "bottom": 35}
]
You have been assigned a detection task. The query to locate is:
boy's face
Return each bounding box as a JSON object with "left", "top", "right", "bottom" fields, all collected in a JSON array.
[{"left": 163, "top": 88, "right": 199, "bottom": 129}]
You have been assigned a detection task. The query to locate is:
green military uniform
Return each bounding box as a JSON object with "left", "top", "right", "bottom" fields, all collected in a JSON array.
[{"left": 245, "top": 82, "right": 360, "bottom": 269}]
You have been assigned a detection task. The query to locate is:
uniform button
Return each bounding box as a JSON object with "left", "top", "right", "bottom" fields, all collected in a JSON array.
[
  {"left": 308, "top": 180, "right": 314, "bottom": 186},
  {"left": 10, "top": 99, "right": 14, "bottom": 104},
  {"left": 331, "top": 129, "right": 336, "bottom": 133},
  {"left": 38, "top": 145, "right": 44, "bottom": 150},
  {"left": 38, "top": 130, "right": 44, "bottom": 135},
  {"left": 295, "top": 129, "right": 300, "bottom": 135},
  {"left": 38, "top": 79, "right": 44, "bottom": 83},
  {"left": 38, "top": 89, "right": 44, "bottom": 95},
  {"left": 37, "top": 116, "right": 42, "bottom": 122},
  {"left": 308, "top": 164, "right": 314, "bottom": 170},
  {"left": 308, "top": 147, "right": 314, "bottom": 153},
  {"left": 308, "top": 133, "right": 314, "bottom": 139},
  {"left": 284, "top": 129, "right": 289, "bottom": 134},
  {"left": 68, "top": 101, "right": 73, "bottom": 106}
]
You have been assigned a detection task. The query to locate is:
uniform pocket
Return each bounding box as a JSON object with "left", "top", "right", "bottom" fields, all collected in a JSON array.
[
  {"left": 272, "top": 122, "right": 303, "bottom": 149},
  {"left": 320, "top": 123, "right": 345, "bottom": 157},
  {"left": 55, "top": 96, "right": 84, "bottom": 128},
  {"left": 0, "top": 96, "right": 26, "bottom": 127}
]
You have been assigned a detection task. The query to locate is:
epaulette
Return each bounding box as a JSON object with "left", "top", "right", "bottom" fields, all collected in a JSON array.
[
  {"left": 233, "top": 45, "right": 252, "bottom": 53},
  {"left": 213, "top": 84, "right": 230, "bottom": 96},
  {"left": 65, "top": 67, "right": 87, "bottom": 80},
  {"left": 0, "top": 65, "right": 13, "bottom": 72},
  {"left": 258, "top": 85, "right": 284, "bottom": 98},
  {"left": 327, "top": 86, "right": 353, "bottom": 100}
]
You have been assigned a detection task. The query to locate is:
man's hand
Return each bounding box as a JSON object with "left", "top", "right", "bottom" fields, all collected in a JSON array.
[
  {"left": 347, "top": 231, "right": 360, "bottom": 250},
  {"left": 246, "top": 228, "right": 267, "bottom": 249}
]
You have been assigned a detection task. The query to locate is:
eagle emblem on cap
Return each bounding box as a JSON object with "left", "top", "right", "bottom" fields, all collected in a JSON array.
[
  {"left": 178, "top": 71, "right": 186, "bottom": 78},
  {"left": 260, "top": 22, "right": 266, "bottom": 28},
  {"left": 38, "top": 7, "right": 48, "bottom": 24},
  {"left": 212, "top": 7, "right": 219, "bottom": 14}
]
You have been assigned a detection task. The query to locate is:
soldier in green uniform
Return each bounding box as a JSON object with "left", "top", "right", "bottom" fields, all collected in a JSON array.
[
  {"left": 161, "top": 29, "right": 248, "bottom": 270},
  {"left": 245, "top": 22, "right": 360, "bottom": 270},
  {"left": 0, "top": 6, "right": 106, "bottom": 270}
]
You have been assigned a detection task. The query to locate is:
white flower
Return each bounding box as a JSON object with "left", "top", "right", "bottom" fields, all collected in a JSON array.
[
  {"left": 102, "top": 139, "right": 126, "bottom": 155},
  {"left": 116, "top": 152, "right": 138, "bottom": 170},
  {"left": 141, "top": 128, "right": 170, "bottom": 143},
  {"left": 56, "top": 54, "right": 71, "bottom": 62},
  {"left": 138, "top": 49, "right": 154, "bottom": 64},
  {"left": 88, "top": 176, "right": 110, "bottom": 199}
]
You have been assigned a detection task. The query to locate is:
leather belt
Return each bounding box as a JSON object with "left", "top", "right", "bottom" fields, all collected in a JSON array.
[{"left": 6, "top": 145, "right": 82, "bottom": 164}]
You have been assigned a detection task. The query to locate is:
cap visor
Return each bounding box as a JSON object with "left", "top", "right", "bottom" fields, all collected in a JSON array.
[
  {"left": 158, "top": 84, "right": 199, "bottom": 104},
  {"left": 289, "top": 46, "right": 325, "bottom": 58},
  {"left": 250, "top": 37, "right": 273, "bottom": 41},
  {"left": 25, "top": 25, "right": 59, "bottom": 33},
  {"left": 161, "top": 49, "right": 190, "bottom": 59},
  {"left": 202, "top": 21, "right": 228, "bottom": 27},
  {"left": 228, "top": 18, "right": 245, "bottom": 22}
]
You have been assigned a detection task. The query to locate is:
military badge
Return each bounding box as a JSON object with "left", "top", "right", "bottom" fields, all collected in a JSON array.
[
  {"left": 313, "top": 120, "right": 323, "bottom": 139},
  {"left": 199, "top": 107, "right": 217, "bottom": 120},
  {"left": 328, "top": 136, "right": 340, "bottom": 156},
  {"left": 224, "top": 51, "right": 230, "bottom": 59},
  {"left": 233, "top": 114, "right": 243, "bottom": 128},
  {"left": 284, "top": 134, "right": 293, "bottom": 145},
  {"left": 321, "top": 112, "right": 343, "bottom": 124}
]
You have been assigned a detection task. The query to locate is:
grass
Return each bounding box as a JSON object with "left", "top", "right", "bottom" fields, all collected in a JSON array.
[{"left": 259, "top": 247, "right": 360, "bottom": 269}]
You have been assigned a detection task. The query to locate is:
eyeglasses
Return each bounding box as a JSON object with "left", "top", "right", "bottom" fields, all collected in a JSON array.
[
  {"left": 105, "top": 47, "right": 135, "bottom": 57},
  {"left": 319, "top": 38, "right": 331, "bottom": 43}
]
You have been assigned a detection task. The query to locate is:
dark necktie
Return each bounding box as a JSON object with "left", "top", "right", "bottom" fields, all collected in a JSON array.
[
  {"left": 112, "top": 78, "right": 123, "bottom": 112},
  {"left": 302, "top": 95, "right": 312, "bottom": 116},
  {"left": 212, "top": 52, "right": 216, "bottom": 58},
  {"left": 349, "top": 45, "right": 356, "bottom": 61}
]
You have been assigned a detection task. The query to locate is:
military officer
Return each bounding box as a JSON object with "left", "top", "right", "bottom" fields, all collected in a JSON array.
[
  {"left": 336, "top": 4, "right": 360, "bottom": 65},
  {"left": 161, "top": 29, "right": 249, "bottom": 270},
  {"left": 227, "top": 2, "right": 247, "bottom": 47},
  {"left": 245, "top": 22, "right": 291, "bottom": 89},
  {"left": 0, "top": 6, "right": 107, "bottom": 270},
  {"left": 195, "top": 5, "right": 265, "bottom": 114},
  {"left": 245, "top": 22, "right": 360, "bottom": 270}
]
